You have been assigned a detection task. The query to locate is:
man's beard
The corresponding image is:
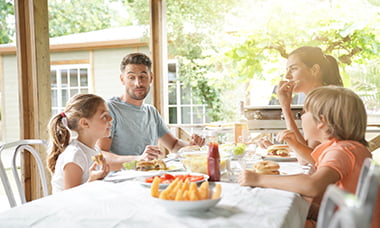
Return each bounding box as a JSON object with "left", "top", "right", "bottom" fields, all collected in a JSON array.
[{"left": 127, "top": 86, "right": 150, "bottom": 100}]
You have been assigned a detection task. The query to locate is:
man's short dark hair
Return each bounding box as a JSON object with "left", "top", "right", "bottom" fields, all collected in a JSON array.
[{"left": 120, "top": 53, "right": 152, "bottom": 72}]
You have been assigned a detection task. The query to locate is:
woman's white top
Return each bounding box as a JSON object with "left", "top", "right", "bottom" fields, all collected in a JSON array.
[{"left": 51, "top": 139, "right": 99, "bottom": 193}]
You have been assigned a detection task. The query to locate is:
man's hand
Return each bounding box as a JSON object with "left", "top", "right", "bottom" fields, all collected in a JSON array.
[
  {"left": 189, "top": 134, "right": 205, "bottom": 147},
  {"left": 140, "top": 145, "right": 164, "bottom": 161}
]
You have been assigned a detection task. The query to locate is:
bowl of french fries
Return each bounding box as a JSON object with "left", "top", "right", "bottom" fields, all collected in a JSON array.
[
  {"left": 150, "top": 176, "right": 222, "bottom": 212},
  {"left": 179, "top": 150, "right": 232, "bottom": 175}
]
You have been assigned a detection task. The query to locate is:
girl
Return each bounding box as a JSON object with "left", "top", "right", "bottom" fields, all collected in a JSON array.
[
  {"left": 47, "top": 94, "right": 112, "bottom": 193},
  {"left": 257, "top": 46, "right": 343, "bottom": 164},
  {"left": 239, "top": 87, "right": 378, "bottom": 228}
]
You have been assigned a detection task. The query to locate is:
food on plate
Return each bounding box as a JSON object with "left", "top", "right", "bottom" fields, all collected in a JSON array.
[
  {"left": 151, "top": 178, "right": 222, "bottom": 201},
  {"left": 177, "top": 145, "right": 201, "bottom": 153},
  {"left": 135, "top": 159, "right": 167, "bottom": 171},
  {"left": 180, "top": 152, "right": 230, "bottom": 174},
  {"left": 234, "top": 143, "right": 246, "bottom": 156},
  {"left": 145, "top": 173, "right": 205, "bottom": 184},
  {"left": 254, "top": 160, "right": 280, "bottom": 175},
  {"left": 122, "top": 160, "right": 138, "bottom": 170},
  {"left": 266, "top": 144, "right": 290, "bottom": 157},
  {"left": 91, "top": 153, "right": 104, "bottom": 166}
]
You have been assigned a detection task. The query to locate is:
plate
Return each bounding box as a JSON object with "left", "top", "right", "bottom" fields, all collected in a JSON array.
[
  {"left": 138, "top": 172, "right": 209, "bottom": 189},
  {"left": 154, "top": 196, "right": 222, "bottom": 212},
  {"left": 262, "top": 152, "right": 297, "bottom": 162},
  {"left": 279, "top": 163, "right": 304, "bottom": 175}
]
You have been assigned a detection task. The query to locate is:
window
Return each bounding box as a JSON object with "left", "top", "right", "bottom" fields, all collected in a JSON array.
[
  {"left": 168, "top": 61, "right": 207, "bottom": 124},
  {"left": 50, "top": 64, "right": 89, "bottom": 115}
]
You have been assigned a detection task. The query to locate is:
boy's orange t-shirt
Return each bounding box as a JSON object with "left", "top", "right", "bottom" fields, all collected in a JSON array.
[{"left": 311, "top": 139, "right": 379, "bottom": 228}]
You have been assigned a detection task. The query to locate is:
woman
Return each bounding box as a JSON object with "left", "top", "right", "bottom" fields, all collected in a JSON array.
[{"left": 257, "top": 46, "right": 343, "bottom": 164}]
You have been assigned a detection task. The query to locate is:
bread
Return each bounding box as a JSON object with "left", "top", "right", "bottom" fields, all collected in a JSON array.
[
  {"left": 254, "top": 160, "right": 280, "bottom": 175},
  {"left": 92, "top": 153, "right": 104, "bottom": 166},
  {"left": 136, "top": 159, "right": 167, "bottom": 171},
  {"left": 267, "top": 144, "right": 290, "bottom": 157}
]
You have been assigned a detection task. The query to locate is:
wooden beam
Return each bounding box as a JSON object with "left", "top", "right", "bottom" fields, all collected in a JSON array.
[
  {"left": 14, "top": 0, "right": 51, "bottom": 201},
  {"left": 150, "top": 0, "right": 168, "bottom": 121}
]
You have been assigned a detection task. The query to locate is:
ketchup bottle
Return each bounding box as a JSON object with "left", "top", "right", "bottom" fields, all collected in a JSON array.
[{"left": 208, "top": 142, "right": 221, "bottom": 181}]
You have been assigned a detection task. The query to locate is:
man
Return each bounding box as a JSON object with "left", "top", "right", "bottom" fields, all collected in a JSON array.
[{"left": 97, "top": 53, "right": 205, "bottom": 170}]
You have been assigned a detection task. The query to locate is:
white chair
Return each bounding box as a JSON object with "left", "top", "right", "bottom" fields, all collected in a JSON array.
[
  {"left": 317, "top": 158, "right": 380, "bottom": 228},
  {"left": 0, "top": 139, "right": 49, "bottom": 207}
]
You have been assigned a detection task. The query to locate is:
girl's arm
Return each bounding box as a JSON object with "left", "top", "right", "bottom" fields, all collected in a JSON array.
[
  {"left": 238, "top": 166, "right": 340, "bottom": 198},
  {"left": 63, "top": 163, "right": 83, "bottom": 190}
]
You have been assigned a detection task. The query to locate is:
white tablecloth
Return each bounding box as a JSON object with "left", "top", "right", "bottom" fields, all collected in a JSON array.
[{"left": 0, "top": 178, "right": 309, "bottom": 228}]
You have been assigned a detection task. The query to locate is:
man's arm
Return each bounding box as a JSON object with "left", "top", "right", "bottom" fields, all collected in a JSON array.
[
  {"left": 97, "top": 137, "right": 140, "bottom": 171},
  {"left": 158, "top": 132, "right": 205, "bottom": 154}
]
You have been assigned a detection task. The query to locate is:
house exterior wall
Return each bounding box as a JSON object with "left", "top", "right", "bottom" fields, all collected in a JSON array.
[
  {"left": 0, "top": 45, "right": 152, "bottom": 143},
  {"left": 1, "top": 55, "right": 20, "bottom": 142}
]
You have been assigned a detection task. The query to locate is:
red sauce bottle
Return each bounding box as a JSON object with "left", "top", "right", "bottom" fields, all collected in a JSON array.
[{"left": 208, "top": 142, "right": 221, "bottom": 181}]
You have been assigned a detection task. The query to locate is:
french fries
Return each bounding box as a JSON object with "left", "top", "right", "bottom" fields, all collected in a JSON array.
[{"left": 150, "top": 177, "right": 222, "bottom": 201}]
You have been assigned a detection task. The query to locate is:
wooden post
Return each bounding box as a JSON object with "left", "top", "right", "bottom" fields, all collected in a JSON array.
[
  {"left": 14, "top": 0, "right": 51, "bottom": 201},
  {"left": 150, "top": 0, "right": 168, "bottom": 121}
]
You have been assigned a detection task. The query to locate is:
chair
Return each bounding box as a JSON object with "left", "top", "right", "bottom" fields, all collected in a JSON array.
[
  {"left": 0, "top": 139, "right": 49, "bottom": 207},
  {"left": 316, "top": 158, "right": 380, "bottom": 228}
]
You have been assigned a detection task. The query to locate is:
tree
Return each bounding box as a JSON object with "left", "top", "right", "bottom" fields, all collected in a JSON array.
[
  {"left": 0, "top": 0, "right": 14, "bottom": 44},
  {"left": 224, "top": 0, "right": 380, "bottom": 110},
  {"left": 124, "top": 0, "right": 239, "bottom": 122},
  {"left": 48, "top": 0, "right": 131, "bottom": 37}
]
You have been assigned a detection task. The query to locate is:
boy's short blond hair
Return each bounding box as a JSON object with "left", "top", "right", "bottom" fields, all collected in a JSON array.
[{"left": 304, "top": 86, "right": 368, "bottom": 146}]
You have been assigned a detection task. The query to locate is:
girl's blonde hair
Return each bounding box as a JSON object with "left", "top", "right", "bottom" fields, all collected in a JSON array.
[
  {"left": 304, "top": 86, "right": 368, "bottom": 146},
  {"left": 47, "top": 94, "right": 105, "bottom": 173}
]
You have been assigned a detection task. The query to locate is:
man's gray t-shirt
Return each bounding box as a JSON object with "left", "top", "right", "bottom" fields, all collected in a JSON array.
[{"left": 107, "top": 97, "right": 170, "bottom": 156}]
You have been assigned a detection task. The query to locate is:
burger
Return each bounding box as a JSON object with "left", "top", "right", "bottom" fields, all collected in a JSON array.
[
  {"left": 92, "top": 153, "right": 104, "bottom": 166},
  {"left": 266, "top": 144, "right": 290, "bottom": 157},
  {"left": 136, "top": 159, "right": 167, "bottom": 171},
  {"left": 253, "top": 160, "right": 280, "bottom": 175}
]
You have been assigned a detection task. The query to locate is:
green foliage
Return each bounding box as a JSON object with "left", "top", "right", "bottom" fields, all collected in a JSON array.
[
  {"left": 0, "top": 0, "right": 14, "bottom": 44},
  {"left": 124, "top": 0, "right": 238, "bottom": 122},
  {"left": 223, "top": 0, "right": 380, "bottom": 110},
  {"left": 48, "top": 0, "right": 130, "bottom": 37}
]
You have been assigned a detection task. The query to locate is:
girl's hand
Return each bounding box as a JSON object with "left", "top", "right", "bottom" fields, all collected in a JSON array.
[
  {"left": 277, "top": 80, "right": 296, "bottom": 107},
  {"left": 190, "top": 134, "right": 205, "bottom": 147},
  {"left": 88, "top": 159, "right": 110, "bottom": 182},
  {"left": 238, "top": 169, "right": 259, "bottom": 186},
  {"left": 140, "top": 145, "right": 164, "bottom": 161}
]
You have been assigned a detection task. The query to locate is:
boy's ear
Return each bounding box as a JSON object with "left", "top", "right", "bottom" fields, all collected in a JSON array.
[{"left": 79, "top": 118, "right": 90, "bottom": 128}]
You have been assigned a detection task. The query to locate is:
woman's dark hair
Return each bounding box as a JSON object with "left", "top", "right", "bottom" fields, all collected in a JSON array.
[{"left": 289, "top": 46, "right": 343, "bottom": 86}]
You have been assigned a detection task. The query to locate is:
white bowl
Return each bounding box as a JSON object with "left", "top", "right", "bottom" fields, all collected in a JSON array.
[{"left": 154, "top": 196, "right": 222, "bottom": 212}]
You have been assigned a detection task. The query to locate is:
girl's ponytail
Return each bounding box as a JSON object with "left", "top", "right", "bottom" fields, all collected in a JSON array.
[{"left": 47, "top": 113, "right": 71, "bottom": 173}]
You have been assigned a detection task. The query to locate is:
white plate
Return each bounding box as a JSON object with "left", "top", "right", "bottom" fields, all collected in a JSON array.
[
  {"left": 262, "top": 152, "right": 297, "bottom": 162},
  {"left": 154, "top": 196, "right": 222, "bottom": 212},
  {"left": 279, "top": 163, "right": 304, "bottom": 175},
  {"left": 138, "top": 172, "right": 209, "bottom": 189}
]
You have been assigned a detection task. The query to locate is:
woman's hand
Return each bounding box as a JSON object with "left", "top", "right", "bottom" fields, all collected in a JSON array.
[
  {"left": 140, "top": 145, "right": 164, "bottom": 161},
  {"left": 238, "top": 169, "right": 260, "bottom": 187},
  {"left": 277, "top": 80, "right": 296, "bottom": 107},
  {"left": 88, "top": 158, "right": 110, "bottom": 182},
  {"left": 190, "top": 134, "right": 205, "bottom": 147}
]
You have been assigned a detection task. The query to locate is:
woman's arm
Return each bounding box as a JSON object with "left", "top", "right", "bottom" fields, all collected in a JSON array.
[{"left": 277, "top": 81, "right": 307, "bottom": 145}]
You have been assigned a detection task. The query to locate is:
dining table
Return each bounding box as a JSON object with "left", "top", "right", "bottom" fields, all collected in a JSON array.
[{"left": 0, "top": 154, "right": 311, "bottom": 228}]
